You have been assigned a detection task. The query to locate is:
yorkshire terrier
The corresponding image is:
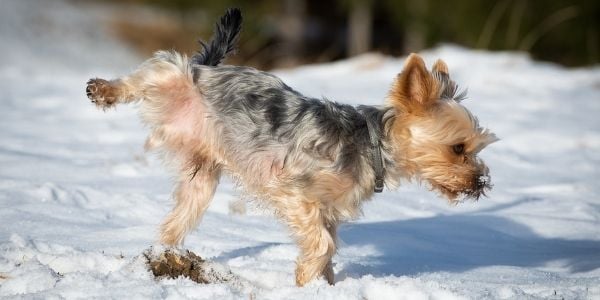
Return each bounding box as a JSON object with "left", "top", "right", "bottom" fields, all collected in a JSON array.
[{"left": 86, "top": 8, "right": 497, "bottom": 286}]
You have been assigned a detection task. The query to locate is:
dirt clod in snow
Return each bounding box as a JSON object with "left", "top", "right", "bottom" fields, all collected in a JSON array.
[{"left": 144, "top": 248, "right": 234, "bottom": 284}]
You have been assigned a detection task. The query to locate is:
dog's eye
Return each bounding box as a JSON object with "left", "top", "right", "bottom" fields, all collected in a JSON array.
[{"left": 452, "top": 143, "right": 465, "bottom": 155}]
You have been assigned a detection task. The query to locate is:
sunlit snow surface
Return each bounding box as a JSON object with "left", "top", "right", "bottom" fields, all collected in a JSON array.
[{"left": 1, "top": 0, "right": 599, "bottom": 299}]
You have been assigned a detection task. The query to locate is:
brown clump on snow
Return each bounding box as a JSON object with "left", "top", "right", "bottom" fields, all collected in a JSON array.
[
  {"left": 143, "top": 248, "right": 235, "bottom": 285},
  {"left": 146, "top": 249, "right": 208, "bottom": 283}
]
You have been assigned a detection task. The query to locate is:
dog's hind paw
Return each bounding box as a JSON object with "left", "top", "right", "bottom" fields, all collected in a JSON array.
[{"left": 86, "top": 78, "right": 117, "bottom": 109}]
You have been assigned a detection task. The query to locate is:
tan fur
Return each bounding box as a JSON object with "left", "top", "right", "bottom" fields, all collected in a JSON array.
[
  {"left": 432, "top": 59, "right": 449, "bottom": 74},
  {"left": 387, "top": 54, "right": 497, "bottom": 201}
]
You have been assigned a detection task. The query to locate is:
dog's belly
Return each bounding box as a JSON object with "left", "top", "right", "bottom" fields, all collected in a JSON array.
[{"left": 220, "top": 150, "right": 367, "bottom": 221}]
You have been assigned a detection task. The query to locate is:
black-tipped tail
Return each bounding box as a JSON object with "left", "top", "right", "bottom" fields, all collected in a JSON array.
[{"left": 191, "top": 8, "right": 242, "bottom": 66}]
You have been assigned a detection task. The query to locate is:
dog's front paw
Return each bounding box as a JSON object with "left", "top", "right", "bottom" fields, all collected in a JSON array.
[{"left": 86, "top": 78, "right": 117, "bottom": 109}]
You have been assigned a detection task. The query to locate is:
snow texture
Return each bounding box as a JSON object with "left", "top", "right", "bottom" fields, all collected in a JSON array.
[{"left": 1, "top": 0, "right": 599, "bottom": 299}]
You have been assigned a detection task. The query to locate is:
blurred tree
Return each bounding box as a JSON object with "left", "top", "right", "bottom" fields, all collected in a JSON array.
[
  {"left": 277, "top": 0, "right": 307, "bottom": 67},
  {"left": 379, "top": 0, "right": 599, "bottom": 66},
  {"left": 403, "top": 0, "right": 427, "bottom": 53},
  {"left": 344, "top": 0, "right": 374, "bottom": 56},
  {"left": 96, "top": 0, "right": 599, "bottom": 67}
]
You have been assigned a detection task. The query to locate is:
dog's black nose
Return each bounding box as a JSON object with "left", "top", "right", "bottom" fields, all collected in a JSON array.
[
  {"left": 474, "top": 174, "right": 485, "bottom": 190},
  {"left": 470, "top": 173, "right": 492, "bottom": 199}
]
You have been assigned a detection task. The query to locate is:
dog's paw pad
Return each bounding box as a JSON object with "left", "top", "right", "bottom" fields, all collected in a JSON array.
[{"left": 86, "top": 78, "right": 117, "bottom": 109}]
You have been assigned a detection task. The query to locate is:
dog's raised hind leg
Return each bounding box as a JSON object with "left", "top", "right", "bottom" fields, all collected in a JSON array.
[
  {"left": 86, "top": 51, "right": 190, "bottom": 110},
  {"left": 86, "top": 78, "right": 130, "bottom": 109}
]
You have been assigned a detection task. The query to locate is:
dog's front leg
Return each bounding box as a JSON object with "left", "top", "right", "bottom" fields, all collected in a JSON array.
[
  {"left": 286, "top": 201, "right": 336, "bottom": 286},
  {"left": 322, "top": 222, "right": 337, "bottom": 284}
]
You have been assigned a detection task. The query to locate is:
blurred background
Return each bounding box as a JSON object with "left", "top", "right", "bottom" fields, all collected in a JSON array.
[{"left": 85, "top": 0, "right": 598, "bottom": 69}]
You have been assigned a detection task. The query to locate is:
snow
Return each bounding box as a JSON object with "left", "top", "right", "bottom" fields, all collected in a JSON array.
[{"left": 1, "top": 0, "right": 599, "bottom": 299}]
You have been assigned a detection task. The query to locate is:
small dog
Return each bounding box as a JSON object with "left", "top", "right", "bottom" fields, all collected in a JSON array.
[{"left": 86, "top": 9, "right": 497, "bottom": 286}]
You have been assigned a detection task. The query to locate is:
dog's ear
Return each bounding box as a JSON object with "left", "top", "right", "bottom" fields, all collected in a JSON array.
[
  {"left": 432, "top": 59, "right": 449, "bottom": 75},
  {"left": 388, "top": 53, "right": 437, "bottom": 114}
]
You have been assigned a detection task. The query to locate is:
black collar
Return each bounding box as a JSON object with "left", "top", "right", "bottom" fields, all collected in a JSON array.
[{"left": 364, "top": 117, "right": 385, "bottom": 193}]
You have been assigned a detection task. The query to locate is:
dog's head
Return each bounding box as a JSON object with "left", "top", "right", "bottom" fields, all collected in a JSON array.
[{"left": 387, "top": 54, "right": 498, "bottom": 202}]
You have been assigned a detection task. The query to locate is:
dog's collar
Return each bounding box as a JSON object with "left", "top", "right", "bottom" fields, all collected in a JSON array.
[{"left": 365, "top": 117, "right": 385, "bottom": 193}]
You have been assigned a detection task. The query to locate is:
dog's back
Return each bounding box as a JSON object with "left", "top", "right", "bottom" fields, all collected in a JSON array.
[{"left": 194, "top": 61, "right": 383, "bottom": 200}]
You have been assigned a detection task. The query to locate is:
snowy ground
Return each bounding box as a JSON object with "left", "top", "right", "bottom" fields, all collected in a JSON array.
[{"left": 1, "top": 0, "right": 600, "bottom": 299}]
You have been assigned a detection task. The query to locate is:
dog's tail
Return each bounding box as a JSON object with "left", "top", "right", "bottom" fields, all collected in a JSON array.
[{"left": 191, "top": 8, "right": 242, "bottom": 67}]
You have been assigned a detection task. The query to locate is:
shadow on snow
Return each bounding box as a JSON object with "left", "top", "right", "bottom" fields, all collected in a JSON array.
[{"left": 337, "top": 210, "right": 600, "bottom": 278}]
